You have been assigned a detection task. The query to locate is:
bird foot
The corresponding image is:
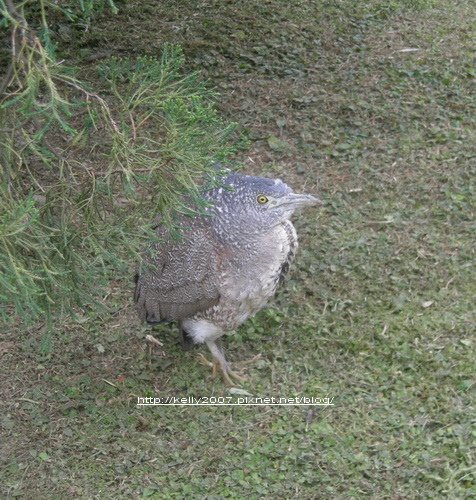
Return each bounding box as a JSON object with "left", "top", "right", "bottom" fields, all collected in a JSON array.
[
  {"left": 196, "top": 353, "right": 247, "bottom": 386},
  {"left": 196, "top": 353, "right": 217, "bottom": 372},
  {"left": 221, "top": 368, "right": 247, "bottom": 387},
  {"left": 234, "top": 353, "right": 263, "bottom": 367}
]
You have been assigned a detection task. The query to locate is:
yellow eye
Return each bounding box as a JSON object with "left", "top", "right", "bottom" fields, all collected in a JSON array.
[{"left": 257, "top": 195, "right": 269, "bottom": 204}]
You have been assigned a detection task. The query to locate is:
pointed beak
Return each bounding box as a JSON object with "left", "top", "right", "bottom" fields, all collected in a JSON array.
[{"left": 278, "top": 193, "right": 322, "bottom": 208}]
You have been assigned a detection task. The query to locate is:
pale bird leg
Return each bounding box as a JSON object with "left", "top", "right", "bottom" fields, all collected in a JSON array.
[
  {"left": 221, "top": 354, "right": 263, "bottom": 386},
  {"left": 196, "top": 353, "right": 221, "bottom": 379},
  {"left": 196, "top": 353, "right": 262, "bottom": 369},
  {"left": 196, "top": 352, "right": 213, "bottom": 368},
  {"left": 195, "top": 341, "right": 252, "bottom": 386},
  {"left": 212, "top": 358, "right": 220, "bottom": 378},
  {"left": 221, "top": 367, "right": 246, "bottom": 387},
  {"left": 196, "top": 352, "right": 247, "bottom": 386}
]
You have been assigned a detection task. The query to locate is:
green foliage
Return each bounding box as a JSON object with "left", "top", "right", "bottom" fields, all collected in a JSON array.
[
  {"left": 0, "top": 2, "right": 237, "bottom": 326},
  {"left": 98, "top": 50, "right": 237, "bottom": 214}
]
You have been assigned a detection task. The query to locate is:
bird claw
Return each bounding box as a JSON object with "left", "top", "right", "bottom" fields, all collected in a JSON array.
[
  {"left": 222, "top": 354, "right": 262, "bottom": 386},
  {"left": 234, "top": 353, "right": 262, "bottom": 367},
  {"left": 196, "top": 353, "right": 248, "bottom": 386},
  {"left": 221, "top": 367, "right": 248, "bottom": 387},
  {"left": 196, "top": 353, "right": 222, "bottom": 379},
  {"left": 196, "top": 352, "right": 214, "bottom": 368}
]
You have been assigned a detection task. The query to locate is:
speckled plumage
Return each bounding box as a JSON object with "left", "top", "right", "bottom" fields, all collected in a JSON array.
[{"left": 134, "top": 173, "right": 319, "bottom": 384}]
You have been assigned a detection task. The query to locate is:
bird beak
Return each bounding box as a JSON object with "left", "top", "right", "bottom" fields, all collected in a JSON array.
[{"left": 278, "top": 193, "right": 322, "bottom": 208}]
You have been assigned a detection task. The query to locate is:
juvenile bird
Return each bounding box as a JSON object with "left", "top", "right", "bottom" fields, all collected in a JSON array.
[{"left": 134, "top": 173, "right": 320, "bottom": 384}]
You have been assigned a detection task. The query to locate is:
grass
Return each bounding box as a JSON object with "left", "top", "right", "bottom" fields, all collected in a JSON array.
[{"left": 1, "top": 0, "right": 474, "bottom": 497}]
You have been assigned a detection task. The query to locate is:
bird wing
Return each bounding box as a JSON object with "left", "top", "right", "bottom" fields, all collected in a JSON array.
[{"left": 134, "top": 222, "right": 220, "bottom": 323}]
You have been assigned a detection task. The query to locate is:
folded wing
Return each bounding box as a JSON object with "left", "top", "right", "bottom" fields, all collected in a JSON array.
[{"left": 134, "top": 222, "right": 220, "bottom": 323}]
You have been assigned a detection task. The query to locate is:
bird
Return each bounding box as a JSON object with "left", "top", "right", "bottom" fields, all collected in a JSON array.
[{"left": 134, "top": 172, "right": 320, "bottom": 385}]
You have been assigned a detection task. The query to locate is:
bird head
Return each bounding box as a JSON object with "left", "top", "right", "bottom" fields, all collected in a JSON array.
[{"left": 207, "top": 173, "right": 321, "bottom": 235}]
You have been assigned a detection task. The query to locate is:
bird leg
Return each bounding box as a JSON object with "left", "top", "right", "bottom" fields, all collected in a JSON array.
[
  {"left": 179, "top": 321, "right": 195, "bottom": 351},
  {"left": 196, "top": 353, "right": 221, "bottom": 378},
  {"left": 196, "top": 341, "right": 247, "bottom": 386}
]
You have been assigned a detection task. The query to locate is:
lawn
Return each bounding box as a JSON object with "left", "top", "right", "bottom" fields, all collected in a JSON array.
[{"left": 1, "top": 0, "right": 474, "bottom": 497}]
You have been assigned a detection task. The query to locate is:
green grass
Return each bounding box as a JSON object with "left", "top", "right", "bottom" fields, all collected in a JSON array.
[{"left": 1, "top": 0, "right": 475, "bottom": 497}]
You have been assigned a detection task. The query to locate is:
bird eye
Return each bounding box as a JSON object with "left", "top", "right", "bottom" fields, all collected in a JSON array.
[{"left": 257, "top": 195, "right": 269, "bottom": 204}]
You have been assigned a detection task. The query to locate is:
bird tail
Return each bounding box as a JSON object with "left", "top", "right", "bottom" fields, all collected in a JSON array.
[{"left": 134, "top": 272, "right": 165, "bottom": 324}]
